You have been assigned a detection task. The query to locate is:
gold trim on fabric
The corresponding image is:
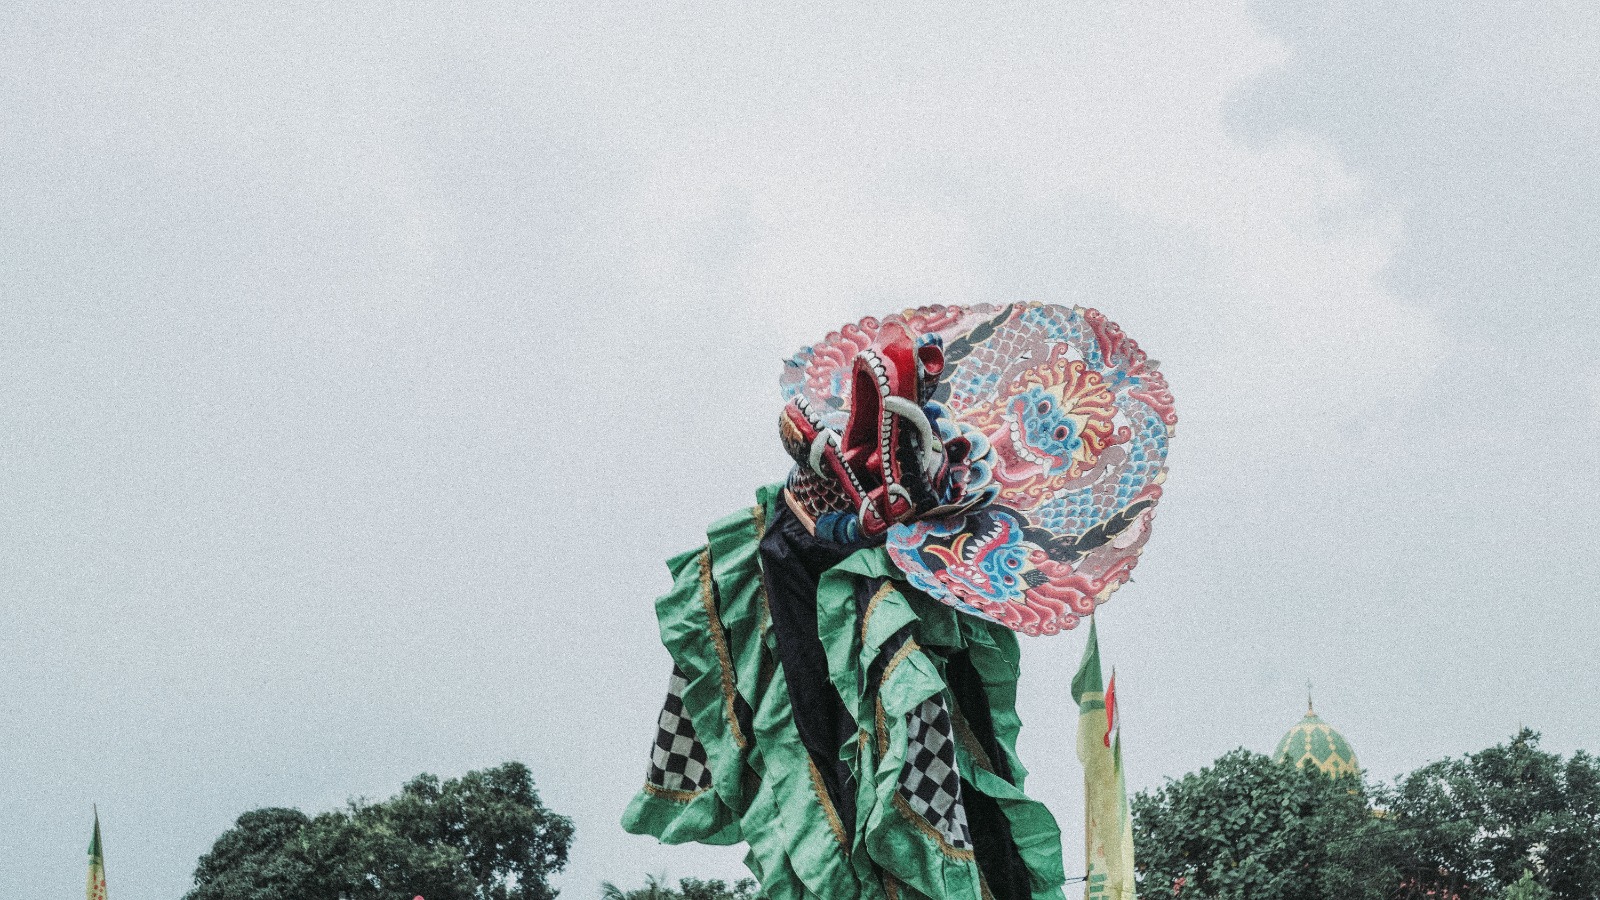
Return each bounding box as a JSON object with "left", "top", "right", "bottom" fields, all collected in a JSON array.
[
  {"left": 881, "top": 872, "right": 901, "bottom": 900},
  {"left": 873, "top": 637, "right": 920, "bottom": 758},
  {"left": 876, "top": 631, "right": 974, "bottom": 862},
  {"left": 806, "top": 757, "right": 851, "bottom": 848},
  {"left": 860, "top": 581, "right": 896, "bottom": 643},
  {"left": 875, "top": 695, "right": 889, "bottom": 757},
  {"left": 698, "top": 550, "right": 748, "bottom": 750},
  {"left": 752, "top": 504, "right": 773, "bottom": 638},
  {"left": 979, "top": 873, "right": 996, "bottom": 900},
  {"left": 881, "top": 638, "right": 920, "bottom": 683},
  {"left": 950, "top": 701, "right": 996, "bottom": 774},
  {"left": 643, "top": 782, "right": 705, "bottom": 804},
  {"left": 892, "top": 793, "right": 976, "bottom": 861}
]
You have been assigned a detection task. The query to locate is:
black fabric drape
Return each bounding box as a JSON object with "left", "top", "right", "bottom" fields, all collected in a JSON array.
[
  {"left": 947, "top": 648, "right": 1030, "bottom": 900},
  {"left": 945, "top": 649, "right": 1016, "bottom": 785},
  {"left": 758, "top": 503, "right": 864, "bottom": 837},
  {"left": 959, "top": 784, "right": 1032, "bottom": 900},
  {"left": 760, "top": 504, "right": 1033, "bottom": 899}
]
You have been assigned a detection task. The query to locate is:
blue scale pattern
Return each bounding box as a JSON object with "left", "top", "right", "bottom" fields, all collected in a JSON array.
[
  {"left": 783, "top": 306, "right": 1169, "bottom": 543},
  {"left": 1033, "top": 402, "right": 1169, "bottom": 537}
]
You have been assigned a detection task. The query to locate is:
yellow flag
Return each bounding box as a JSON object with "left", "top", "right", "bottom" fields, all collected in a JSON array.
[
  {"left": 1114, "top": 732, "right": 1136, "bottom": 898},
  {"left": 1073, "top": 620, "right": 1136, "bottom": 900},
  {"left": 87, "top": 807, "right": 107, "bottom": 900}
]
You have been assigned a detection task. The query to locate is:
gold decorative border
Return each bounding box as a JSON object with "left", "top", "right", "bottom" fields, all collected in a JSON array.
[
  {"left": 752, "top": 504, "right": 773, "bottom": 637},
  {"left": 874, "top": 632, "right": 975, "bottom": 861},
  {"left": 860, "top": 580, "right": 896, "bottom": 643},
  {"left": 643, "top": 782, "right": 705, "bottom": 804},
  {"left": 950, "top": 702, "right": 996, "bottom": 775},
  {"left": 806, "top": 756, "right": 851, "bottom": 848},
  {"left": 872, "top": 637, "right": 920, "bottom": 759},
  {"left": 881, "top": 638, "right": 920, "bottom": 683},
  {"left": 891, "top": 792, "right": 975, "bottom": 861},
  {"left": 698, "top": 550, "right": 748, "bottom": 750}
]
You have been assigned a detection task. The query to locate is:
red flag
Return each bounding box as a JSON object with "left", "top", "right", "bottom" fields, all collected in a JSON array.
[{"left": 1104, "top": 669, "right": 1117, "bottom": 747}]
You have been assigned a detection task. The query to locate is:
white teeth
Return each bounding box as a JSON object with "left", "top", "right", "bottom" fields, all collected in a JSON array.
[
  {"left": 842, "top": 442, "right": 866, "bottom": 495},
  {"left": 862, "top": 350, "right": 890, "bottom": 391},
  {"left": 881, "top": 406, "right": 893, "bottom": 483},
  {"left": 959, "top": 520, "right": 1005, "bottom": 562},
  {"left": 794, "top": 395, "right": 823, "bottom": 427},
  {"left": 1007, "top": 415, "right": 1049, "bottom": 467}
]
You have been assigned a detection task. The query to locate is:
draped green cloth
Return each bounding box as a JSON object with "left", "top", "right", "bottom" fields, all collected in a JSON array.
[{"left": 623, "top": 485, "right": 1066, "bottom": 900}]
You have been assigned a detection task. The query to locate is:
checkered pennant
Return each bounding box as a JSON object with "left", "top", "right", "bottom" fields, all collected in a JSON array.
[
  {"left": 647, "top": 666, "right": 713, "bottom": 795},
  {"left": 899, "top": 694, "right": 972, "bottom": 850}
]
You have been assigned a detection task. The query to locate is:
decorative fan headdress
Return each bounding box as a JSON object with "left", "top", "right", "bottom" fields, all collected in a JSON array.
[{"left": 778, "top": 303, "right": 1176, "bottom": 636}]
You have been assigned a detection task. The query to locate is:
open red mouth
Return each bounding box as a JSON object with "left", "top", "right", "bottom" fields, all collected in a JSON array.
[
  {"left": 985, "top": 397, "right": 1061, "bottom": 483},
  {"left": 780, "top": 321, "right": 949, "bottom": 538}
]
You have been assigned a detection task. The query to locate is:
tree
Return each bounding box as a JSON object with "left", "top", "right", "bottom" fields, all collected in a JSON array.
[
  {"left": 1379, "top": 729, "right": 1600, "bottom": 900},
  {"left": 600, "top": 875, "right": 758, "bottom": 900},
  {"left": 186, "top": 762, "right": 574, "bottom": 900},
  {"left": 1503, "top": 871, "right": 1554, "bottom": 900},
  {"left": 1130, "top": 749, "right": 1398, "bottom": 900},
  {"left": 186, "top": 808, "right": 317, "bottom": 900},
  {"left": 1131, "top": 731, "right": 1600, "bottom": 900}
]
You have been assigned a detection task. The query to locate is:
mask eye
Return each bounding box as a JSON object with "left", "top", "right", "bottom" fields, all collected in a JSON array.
[
  {"left": 1036, "top": 401, "right": 1050, "bottom": 415},
  {"left": 1053, "top": 426, "right": 1070, "bottom": 441}
]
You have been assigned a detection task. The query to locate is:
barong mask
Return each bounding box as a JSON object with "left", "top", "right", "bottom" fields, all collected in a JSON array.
[
  {"left": 779, "top": 303, "right": 1176, "bottom": 636},
  {"left": 779, "top": 319, "right": 993, "bottom": 542}
]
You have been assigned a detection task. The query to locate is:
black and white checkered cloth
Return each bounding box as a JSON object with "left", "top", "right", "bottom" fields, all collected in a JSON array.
[
  {"left": 899, "top": 694, "right": 972, "bottom": 850},
  {"left": 647, "top": 666, "right": 713, "bottom": 795}
]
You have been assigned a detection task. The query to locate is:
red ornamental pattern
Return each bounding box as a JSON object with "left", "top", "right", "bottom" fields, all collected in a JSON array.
[{"left": 782, "top": 303, "right": 1175, "bottom": 636}]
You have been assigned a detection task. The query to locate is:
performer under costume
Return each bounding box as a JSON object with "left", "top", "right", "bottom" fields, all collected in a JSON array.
[{"left": 623, "top": 304, "right": 1176, "bottom": 900}]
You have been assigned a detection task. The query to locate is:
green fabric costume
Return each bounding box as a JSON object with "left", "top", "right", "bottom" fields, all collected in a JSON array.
[{"left": 623, "top": 485, "right": 1066, "bottom": 900}]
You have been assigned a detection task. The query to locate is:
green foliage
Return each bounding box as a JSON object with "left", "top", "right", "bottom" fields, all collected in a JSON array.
[
  {"left": 186, "top": 762, "right": 574, "bottom": 900},
  {"left": 599, "top": 875, "right": 758, "bottom": 900},
  {"left": 1503, "top": 871, "right": 1554, "bottom": 900},
  {"left": 1133, "top": 731, "right": 1600, "bottom": 900},
  {"left": 187, "top": 808, "right": 317, "bottom": 900},
  {"left": 1379, "top": 729, "right": 1600, "bottom": 900},
  {"left": 1131, "top": 748, "right": 1398, "bottom": 900}
]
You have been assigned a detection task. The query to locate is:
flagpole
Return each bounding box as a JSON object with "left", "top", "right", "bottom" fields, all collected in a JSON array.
[{"left": 88, "top": 804, "right": 106, "bottom": 900}]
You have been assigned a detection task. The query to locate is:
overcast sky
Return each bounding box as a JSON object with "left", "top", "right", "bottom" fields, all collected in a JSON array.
[{"left": 3, "top": 2, "right": 1598, "bottom": 899}]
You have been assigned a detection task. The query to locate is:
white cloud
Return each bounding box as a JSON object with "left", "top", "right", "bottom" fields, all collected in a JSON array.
[
  {"left": 0, "top": 4, "right": 1490, "bottom": 898},
  {"left": 556, "top": 2, "right": 1442, "bottom": 459}
]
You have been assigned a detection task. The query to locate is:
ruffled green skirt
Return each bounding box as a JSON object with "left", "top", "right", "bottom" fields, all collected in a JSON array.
[{"left": 624, "top": 485, "right": 1065, "bottom": 900}]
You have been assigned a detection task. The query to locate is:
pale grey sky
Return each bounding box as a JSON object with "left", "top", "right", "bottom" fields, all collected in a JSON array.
[{"left": 3, "top": 2, "right": 1597, "bottom": 899}]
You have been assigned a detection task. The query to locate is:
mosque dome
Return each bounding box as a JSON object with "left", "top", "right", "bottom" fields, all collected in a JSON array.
[{"left": 1273, "top": 699, "right": 1360, "bottom": 778}]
